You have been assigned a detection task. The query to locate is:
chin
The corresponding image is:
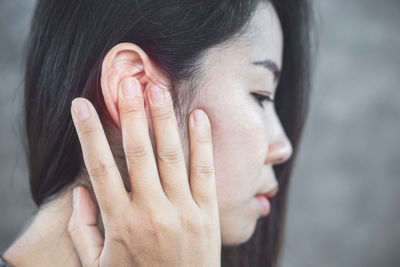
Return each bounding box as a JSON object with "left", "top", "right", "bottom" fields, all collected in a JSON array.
[{"left": 220, "top": 219, "right": 258, "bottom": 247}]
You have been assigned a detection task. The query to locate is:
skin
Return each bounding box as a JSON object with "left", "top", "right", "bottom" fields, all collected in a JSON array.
[
  {"left": 3, "top": 2, "right": 292, "bottom": 266},
  {"left": 199, "top": 3, "right": 292, "bottom": 245}
]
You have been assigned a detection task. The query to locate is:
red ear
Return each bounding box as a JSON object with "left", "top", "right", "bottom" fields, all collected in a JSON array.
[
  {"left": 100, "top": 43, "right": 146, "bottom": 129},
  {"left": 100, "top": 42, "right": 171, "bottom": 130}
]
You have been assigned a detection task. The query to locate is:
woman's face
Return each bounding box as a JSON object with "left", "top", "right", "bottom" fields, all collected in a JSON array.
[
  {"left": 191, "top": 2, "right": 292, "bottom": 245},
  {"left": 107, "top": 1, "right": 292, "bottom": 247}
]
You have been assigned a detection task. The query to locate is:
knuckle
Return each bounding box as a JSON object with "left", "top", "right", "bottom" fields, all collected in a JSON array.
[
  {"left": 124, "top": 143, "right": 149, "bottom": 161},
  {"left": 107, "top": 209, "right": 136, "bottom": 243},
  {"left": 193, "top": 162, "right": 215, "bottom": 177},
  {"left": 109, "top": 220, "right": 131, "bottom": 244},
  {"left": 157, "top": 148, "right": 182, "bottom": 165},
  {"left": 145, "top": 207, "right": 179, "bottom": 238},
  {"left": 119, "top": 100, "right": 145, "bottom": 118},
  {"left": 148, "top": 214, "right": 166, "bottom": 230},
  {"left": 147, "top": 216, "right": 173, "bottom": 238},
  {"left": 151, "top": 105, "right": 174, "bottom": 122},
  {"left": 195, "top": 133, "right": 212, "bottom": 144},
  {"left": 179, "top": 214, "right": 202, "bottom": 235},
  {"left": 79, "top": 124, "right": 98, "bottom": 139},
  {"left": 87, "top": 160, "right": 116, "bottom": 179}
]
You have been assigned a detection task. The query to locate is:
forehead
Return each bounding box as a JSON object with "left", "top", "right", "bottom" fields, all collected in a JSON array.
[
  {"left": 201, "top": 2, "right": 283, "bottom": 78},
  {"left": 242, "top": 2, "right": 283, "bottom": 66}
]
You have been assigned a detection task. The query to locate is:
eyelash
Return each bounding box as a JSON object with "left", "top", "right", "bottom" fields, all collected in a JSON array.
[{"left": 251, "top": 92, "right": 274, "bottom": 108}]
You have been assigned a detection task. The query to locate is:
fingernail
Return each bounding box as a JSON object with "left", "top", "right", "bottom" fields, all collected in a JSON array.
[
  {"left": 122, "top": 78, "right": 138, "bottom": 99},
  {"left": 72, "top": 187, "right": 79, "bottom": 210},
  {"left": 192, "top": 109, "right": 205, "bottom": 128},
  {"left": 72, "top": 99, "right": 91, "bottom": 121},
  {"left": 149, "top": 85, "right": 165, "bottom": 106}
]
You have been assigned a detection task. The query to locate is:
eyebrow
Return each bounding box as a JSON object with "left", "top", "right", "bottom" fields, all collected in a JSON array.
[{"left": 252, "top": 59, "right": 281, "bottom": 82}]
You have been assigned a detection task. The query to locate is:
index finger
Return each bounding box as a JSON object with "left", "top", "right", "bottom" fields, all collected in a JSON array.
[{"left": 71, "top": 98, "right": 130, "bottom": 219}]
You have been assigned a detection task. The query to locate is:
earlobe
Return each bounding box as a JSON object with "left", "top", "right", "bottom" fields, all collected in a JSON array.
[{"left": 100, "top": 42, "right": 169, "bottom": 129}]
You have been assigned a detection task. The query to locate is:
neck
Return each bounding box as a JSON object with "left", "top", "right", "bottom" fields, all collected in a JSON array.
[{"left": 3, "top": 187, "right": 81, "bottom": 267}]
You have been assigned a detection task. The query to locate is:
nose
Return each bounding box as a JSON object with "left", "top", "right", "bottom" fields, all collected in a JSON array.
[{"left": 266, "top": 133, "right": 293, "bottom": 166}]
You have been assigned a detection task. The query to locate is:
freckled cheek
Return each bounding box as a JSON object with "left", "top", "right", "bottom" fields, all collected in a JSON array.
[
  {"left": 210, "top": 111, "right": 268, "bottom": 161},
  {"left": 244, "top": 130, "right": 269, "bottom": 169},
  {"left": 211, "top": 116, "right": 268, "bottom": 204}
]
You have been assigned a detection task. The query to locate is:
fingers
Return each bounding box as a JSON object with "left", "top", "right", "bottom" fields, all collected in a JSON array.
[
  {"left": 188, "top": 110, "right": 218, "bottom": 214},
  {"left": 117, "top": 78, "right": 166, "bottom": 202},
  {"left": 71, "top": 98, "right": 130, "bottom": 218},
  {"left": 68, "top": 186, "right": 104, "bottom": 267},
  {"left": 146, "top": 83, "right": 192, "bottom": 204}
]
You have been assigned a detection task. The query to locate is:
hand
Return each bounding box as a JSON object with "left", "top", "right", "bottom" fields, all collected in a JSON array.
[{"left": 67, "top": 77, "right": 221, "bottom": 267}]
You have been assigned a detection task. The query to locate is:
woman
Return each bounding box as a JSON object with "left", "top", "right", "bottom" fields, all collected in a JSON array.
[{"left": 2, "top": 0, "right": 312, "bottom": 266}]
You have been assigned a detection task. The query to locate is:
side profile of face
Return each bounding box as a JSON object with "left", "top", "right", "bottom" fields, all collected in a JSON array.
[
  {"left": 1, "top": 3, "right": 296, "bottom": 266},
  {"left": 194, "top": 2, "right": 293, "bottom": 245},
  {"left": 101, "top": 2, "right": 292, "bottom": 246}
]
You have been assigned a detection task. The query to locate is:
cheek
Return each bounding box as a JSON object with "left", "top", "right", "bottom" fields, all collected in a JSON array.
[{"left": 210, "top": 109, "right": 268, "bottom": 212}]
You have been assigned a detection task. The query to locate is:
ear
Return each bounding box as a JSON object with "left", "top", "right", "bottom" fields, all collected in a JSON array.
[{"left": 101, "top": 42, "right": 170, "bottom": 129}]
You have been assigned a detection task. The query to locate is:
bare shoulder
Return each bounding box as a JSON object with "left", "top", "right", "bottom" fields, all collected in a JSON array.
[
  {"left": 2, "top": 231, "right": 39, "bottom": 267},
  {"left": 3, "top": 194, "right": 81, "bottom": 267}
]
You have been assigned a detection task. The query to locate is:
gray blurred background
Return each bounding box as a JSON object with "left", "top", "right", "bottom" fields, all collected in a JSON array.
[{"left": 1, "top": 1, "right": 399, "bottom": 266}]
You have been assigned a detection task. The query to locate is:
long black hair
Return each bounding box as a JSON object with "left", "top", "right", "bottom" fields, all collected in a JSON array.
[{"left": 23, "top": 0, "right": 313, "bottom": 266}]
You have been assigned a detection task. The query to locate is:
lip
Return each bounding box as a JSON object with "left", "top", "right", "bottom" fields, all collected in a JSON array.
[
  {"left": 253, "top": 185, "right": 279, "bottom": 216},
  {"left": 253, "top": 195, "right": 271, "bottom": 216},
  {"left": 255, "top": 185, "right": 279, "bottom": 199}
]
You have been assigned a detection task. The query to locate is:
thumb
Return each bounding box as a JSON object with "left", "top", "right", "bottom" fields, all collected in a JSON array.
[{"left": 68, "top": 186, "right": 104, "bottom": 267}]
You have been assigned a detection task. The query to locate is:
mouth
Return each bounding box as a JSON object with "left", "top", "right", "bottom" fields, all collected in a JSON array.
[
  {"left": 253, "top": 186, "right": 278, "bottom": 216},
  {"left": 255, "top": 185, "right": 279, "bottom": 199},
  {"left": 253, "top": 195, "right": 271, "bottom": 216}
]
